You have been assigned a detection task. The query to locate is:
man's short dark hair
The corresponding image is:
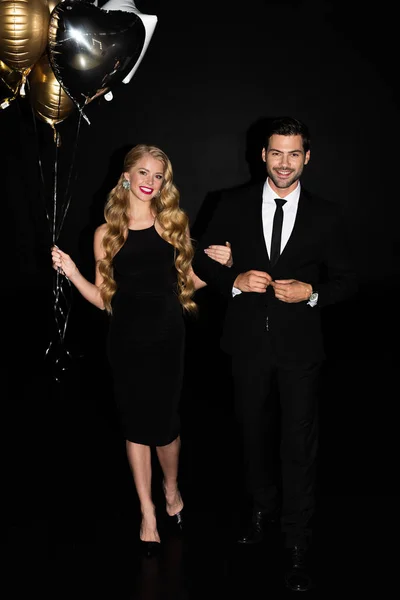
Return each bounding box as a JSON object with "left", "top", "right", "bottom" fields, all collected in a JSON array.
[{"left": 264, "top": 116, "right": 311, "bottom": 153}]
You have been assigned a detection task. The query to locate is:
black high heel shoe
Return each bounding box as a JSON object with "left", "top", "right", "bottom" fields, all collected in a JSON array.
[
  {"left": 168, "top": 507, "right": 184, "bottom": 531},
  {"left": 140, "top": 540, "right": 161, "bottom": 559},
  {"left": 162, "top": 481, "right": 184, "bottom": 531}
]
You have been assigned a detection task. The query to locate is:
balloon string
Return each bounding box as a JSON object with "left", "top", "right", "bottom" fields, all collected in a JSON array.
[
  {"left": 46, "top": 110, "right": 85, "bottom": 381},
  {"left": 52, "top": 133, "right": 59, "bottom": 245},
  {"left": 48, "top": 113, "right": 85, "bottom": 381},
  {"left": 44, "top": 133, "right": 78, "bottom": 381},
  {"left": 25, "top": 82, "right": 83, "bottom": 381},
  {"left": 0, "top": 81, "right": 22, "bottom": 109},
  {"left": 26, "top": 79, "right": 51, "bottom": 232},
  {"left": 45, "top": 269, "right": 74, "bottom": 383},
  {"left": 0, "top": 66, "right": 30, "bottom": 109},
  {"left": 26, "top": 78, "right": 81, "bottom": 245},
  {"left": 55, "top": 111, "right": 84, "bottom": 241},
  {"left": 78, "top": 97, "right": 91, "bottom": 125},
  {"left": 11, "top": 93, "right": 69, "bottom": 383}
]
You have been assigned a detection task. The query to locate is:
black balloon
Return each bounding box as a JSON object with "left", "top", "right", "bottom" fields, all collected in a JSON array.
[{"left": 48, "top": 0, "right": 145, "bottom": 111}]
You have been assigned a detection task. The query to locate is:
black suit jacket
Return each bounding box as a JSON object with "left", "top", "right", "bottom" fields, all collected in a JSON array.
[{"left": 192, "top": 181, "right": 358, "bottom": 362}]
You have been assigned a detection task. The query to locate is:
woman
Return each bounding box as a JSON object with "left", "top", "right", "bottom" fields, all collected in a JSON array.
[{"left": 51, "top": 144, "right": 232, "bottom": 557}]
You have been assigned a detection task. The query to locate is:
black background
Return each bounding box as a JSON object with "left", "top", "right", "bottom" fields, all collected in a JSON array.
[{"left": 2, "top": 0, "right": 399, "bottom": 572}]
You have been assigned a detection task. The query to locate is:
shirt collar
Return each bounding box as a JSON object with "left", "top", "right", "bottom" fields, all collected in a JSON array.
[{"left": 263, "top": 178, "right": 301, "bottom": 208}]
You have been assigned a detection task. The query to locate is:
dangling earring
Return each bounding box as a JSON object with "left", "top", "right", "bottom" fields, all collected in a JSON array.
[{"left": 122, "top": 179, "right": 130, "bottom": 191}]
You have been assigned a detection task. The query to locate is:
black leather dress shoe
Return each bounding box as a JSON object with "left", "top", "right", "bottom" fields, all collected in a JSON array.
[
  {"left": 284, "top": 545, "right": 313, "bottom": 591},
  {"left": 237, "top": 509, "right": 279, "bottom": 545}
]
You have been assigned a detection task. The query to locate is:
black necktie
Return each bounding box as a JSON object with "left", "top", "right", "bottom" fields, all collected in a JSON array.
[{"left": 270, "top": 198, "right": 286, "bottom": 266}]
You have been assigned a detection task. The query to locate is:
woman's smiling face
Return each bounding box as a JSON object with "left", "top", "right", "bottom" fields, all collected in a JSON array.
[{"left": 124, "top": 154, "right": 165, "bottom": 202}]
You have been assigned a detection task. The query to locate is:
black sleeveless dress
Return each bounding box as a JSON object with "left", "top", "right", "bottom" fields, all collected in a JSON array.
[{"left": 107, "top": 224, "right": 185, "bottom": 446}]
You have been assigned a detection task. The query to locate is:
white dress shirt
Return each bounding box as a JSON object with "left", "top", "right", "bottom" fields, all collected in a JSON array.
[{"left": 232, "top": 179, "right": 300, "bottom": 296}]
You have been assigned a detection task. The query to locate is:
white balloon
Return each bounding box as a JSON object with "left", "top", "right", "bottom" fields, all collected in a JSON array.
[{"left": 101, "top": 0, "right": 157, "bottom": 84}]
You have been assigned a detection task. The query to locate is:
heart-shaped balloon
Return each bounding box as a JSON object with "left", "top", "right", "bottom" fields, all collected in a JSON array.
[
  {"left": 101, "top": 0, "right": 157, "bottom": 84},
  {"left": 48, "top": 0, "right": 145, "bottom": 112},
  {"left": 48, "top": 0, "right": 99, "bottom": 13}
]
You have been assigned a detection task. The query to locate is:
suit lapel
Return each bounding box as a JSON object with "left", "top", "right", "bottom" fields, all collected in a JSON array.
[
  {"left": 246, "top": 183, "right": 269, "bottom": 261},
  {"left": 241, "top": 184, "right": 313, "bottom": 267},
  {"left": 277, "top": 189, "right": 312, "bottom": 264}
]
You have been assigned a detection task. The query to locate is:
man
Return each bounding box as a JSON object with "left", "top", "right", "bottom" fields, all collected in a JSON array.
[{"left": 192, "top": 116, "right": 357, "bottom": 591}]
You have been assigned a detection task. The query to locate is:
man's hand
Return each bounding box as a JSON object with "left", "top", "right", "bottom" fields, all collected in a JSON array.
[
  {"left": 234, "top": 270, "right": 272, "bottom": 293},
  {"left": 271, "top": 279, "right": 312, "bottom": 303}
]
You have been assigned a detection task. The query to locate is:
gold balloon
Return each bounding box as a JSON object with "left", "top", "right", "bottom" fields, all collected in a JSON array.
[
  {"left": 29, "top": 52, "right": 75, "bottom": 140},
  {"left": 48, "top": 0, "right": 59, "bottom": 13},
  {"left": 0, "top": 0, "right": 50, "bottom": 75},
  {"left": 0, "top": 58, "right": 22, "bottom": 108}
]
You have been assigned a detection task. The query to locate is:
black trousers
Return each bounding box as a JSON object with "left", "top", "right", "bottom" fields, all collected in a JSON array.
[{"left": 231, "top": 339, "right": 322, "bottom": 547}]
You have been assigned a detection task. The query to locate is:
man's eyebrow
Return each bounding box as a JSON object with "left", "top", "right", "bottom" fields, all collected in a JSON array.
[{"left": 268, "top": 147, "right": 303, "bottom": 153}]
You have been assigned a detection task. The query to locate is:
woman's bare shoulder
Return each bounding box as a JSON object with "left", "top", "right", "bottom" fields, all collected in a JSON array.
[
  {"left": 95, "top": 222, "right": 108, "bottom": 234},
  {"left": 94, "top": 222, "right": 108, "bottom": 240}
]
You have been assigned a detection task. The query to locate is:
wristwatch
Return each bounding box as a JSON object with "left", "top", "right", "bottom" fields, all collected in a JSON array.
[{"left": 307, "top": 290, "right": 319, "bottom": 307}]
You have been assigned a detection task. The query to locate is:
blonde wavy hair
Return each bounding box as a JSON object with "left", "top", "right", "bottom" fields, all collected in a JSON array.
[{"left": 98, "top": 144, "right": 197, "bottom": 315}]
